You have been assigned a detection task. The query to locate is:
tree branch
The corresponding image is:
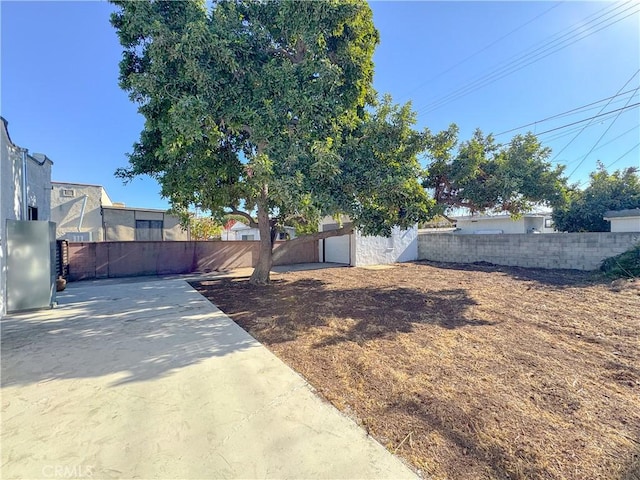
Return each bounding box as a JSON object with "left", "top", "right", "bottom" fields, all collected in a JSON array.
[
  {"left": 272, "top": 225, "right": 353, "bottom": 263},
  {"left": 226, "top": 207, "right": 258, "bottom": 228}
]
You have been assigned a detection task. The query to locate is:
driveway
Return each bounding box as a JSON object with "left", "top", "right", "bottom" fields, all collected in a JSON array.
[{"left": 1, "top": 277, "right": 416, "bottom": 479}]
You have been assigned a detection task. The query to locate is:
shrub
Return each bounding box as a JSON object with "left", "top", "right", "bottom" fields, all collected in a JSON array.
[{"left": 600, "top": 244, "right": 640, "bottom": 278}]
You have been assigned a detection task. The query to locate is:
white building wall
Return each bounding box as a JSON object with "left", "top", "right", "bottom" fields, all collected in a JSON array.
[
  {"left": 353, "top": 226, "right": 418, "bottom": 266},
  {"left": 609, "top": 216, "right": 640, "bottom": 233},
  {"left": 456, "top": 217, "right": 526, "bottom": 234},
  {"left": 0, "top": 118, "right": 53, "bottom": 317},
  {"left": 456, "top": 215, "right": 555, "bottom": 234}
]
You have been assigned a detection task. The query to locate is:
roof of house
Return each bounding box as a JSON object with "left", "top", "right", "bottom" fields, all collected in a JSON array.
[
  {"left": 229, "top": 222, "right": 255, "bottom": 231},
  {"left": 102, "top": 205, "right": 170, "bottom": 214},
  {"left": 2, "top": 117, "right": 54, "bottom": 165},
  {"left": 603, "top": 209, "right": 640, "bottom": 219},
  {"left": 52, "top": 181, "right": 105, "bottom": 188},
  {"left": 455, "top": 212, "right": 550, "bottom": 221}
]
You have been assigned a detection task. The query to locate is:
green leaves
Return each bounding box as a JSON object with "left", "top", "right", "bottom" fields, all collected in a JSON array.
[
  {"left": 553, "top": 163, "right": 640, "bottom": 232},
  {"left": 423, "top": 126, "right": 567, "bottom": 216}
]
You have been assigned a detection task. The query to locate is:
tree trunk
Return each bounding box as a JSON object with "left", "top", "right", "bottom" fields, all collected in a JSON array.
[{"left": 249, "top": 188, "right": 273, "bottom": 285}]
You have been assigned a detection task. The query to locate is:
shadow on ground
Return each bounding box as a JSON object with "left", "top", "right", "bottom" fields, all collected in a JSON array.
[
  {"left": 1, "top": 280, "right": 255, "bottom": 388},
  {"left": 193, "top": 277, "right": 495, "bottom": 347},
  {"left": 416, "top": 260, "right": 607, "bottom": 288}
]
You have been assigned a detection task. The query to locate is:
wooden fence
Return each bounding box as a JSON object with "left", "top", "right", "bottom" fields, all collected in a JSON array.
[{"left": 66, "top": 240, "right": 318, "bottom": 281}]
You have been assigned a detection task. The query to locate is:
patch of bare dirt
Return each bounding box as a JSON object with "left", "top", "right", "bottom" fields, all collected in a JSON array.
[{"left": 192, "top": 261, "right": 640, "bottom": 480}]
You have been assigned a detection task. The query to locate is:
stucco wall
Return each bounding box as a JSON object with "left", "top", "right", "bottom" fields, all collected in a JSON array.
[
  {"left": 418, "top": 232, "right": 640, "bottom": 271},
  {"left": 610, "top": 217, "right": 640, "bottom": 233},
  {"left": 1, "top": 119, "right": 52, "bottom": 317},
  {"left": 353, "top": 226, "right": 418, "bottom": 267},
  {"left": 101, "top": 207, "right": 189, "bottom": 241},
  {"left": 50, "top": 183, "right": 106, "bottom": 241},
  {"left": 66, "top": 240, "right": 318, "bottom": 281},
  {"left": 456, "top": 216, "right": 556, "bottom": 234}
]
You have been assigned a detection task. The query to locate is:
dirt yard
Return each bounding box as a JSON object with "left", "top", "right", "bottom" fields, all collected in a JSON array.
[{"left": 192, "top": 261, "right": 640, "bottom": 480}]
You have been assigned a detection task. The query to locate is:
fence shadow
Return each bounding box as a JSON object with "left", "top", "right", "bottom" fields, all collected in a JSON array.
[
  {"left": 1, "top": 280, "right": 255, "bottom": 388},
  {"left": 416, "top": 260, "right": 609, "bottom": 288}
]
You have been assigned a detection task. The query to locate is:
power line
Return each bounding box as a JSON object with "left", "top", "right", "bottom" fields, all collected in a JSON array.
[
  {"left": 414, "top": 2, "right": 639, "bottom": 114},
  {"left": 417, "top": 2, "right": 638, "bottom": 114},
  {"left": 550, "top": 70, "right": 639, "bottom": 162},
  {"left": 531, "top": 103, "right": 639, "bottom": 136},
  {"left": 560, "top": 124, "right": 640, "bottom": 165},
  {"left": 605, "top": 142, "right": 640, "bottom": 169},
  {"left": 400, "top": 2, "right": 562, "bottom": 100},
  {"left": 566, "top": 86, "right": 640, "bottom": 179},
  {"left": 419, "top": 7, "right": 639, "bottom": 114},
  {"left": 494, "top": 89, "right": 639, "bottom": 137}
]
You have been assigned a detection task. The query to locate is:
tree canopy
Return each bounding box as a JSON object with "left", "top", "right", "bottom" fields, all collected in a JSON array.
[
  {"left": 111, "top": 0, "right": 434, "bottom": 283},
  {"left": 552, "top": 163, "right": 640, "bottom": 232},
  {"left": 422, "top": 125, "right": 567, "bottom": 218}
]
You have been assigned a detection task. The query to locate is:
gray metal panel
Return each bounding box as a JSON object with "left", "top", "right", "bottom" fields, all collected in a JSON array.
[{"left": 6, "top": 220, "right": 55, "bottom": 312}]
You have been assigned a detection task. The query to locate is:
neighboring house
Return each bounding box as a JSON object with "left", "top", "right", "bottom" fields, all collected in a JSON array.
[
  {"left": 50, "top": 182, "right": 189, "bottom": 241},
  {"left": 222, "top": 221, "right": 296, "bottom": 241},
  {"left": 603, "top": 209, "right": 640, "bottom": 232},
  {"left": 319, "top": 215, "right": 418, "bottom": 266},
  {"left": 0, "top": 117, "right": 54, "bottom": 317},
  {"left": 454, "top": 212, "right": 556, "bottom": 234}
]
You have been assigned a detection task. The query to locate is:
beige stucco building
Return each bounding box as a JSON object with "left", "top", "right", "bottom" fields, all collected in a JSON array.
[{"left": 50, "top": 182, "right": 189, "bottom": 241}]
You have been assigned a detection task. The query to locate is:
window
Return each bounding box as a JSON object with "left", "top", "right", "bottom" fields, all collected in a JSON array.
[
  {"left": 61, "top": 189, "right": 75, "bottom": 197},
  {"left": 135, "top": 220, "right": 163, "bottom": 241},
  {"left": 241, "top": 234, "right": 255, "bottom": 241},
  {"left": 28, "top": 206, "right": 38, "bottom": 220},
  {"left": 544, "top": 218, "right": 554, "bottom": 228}
]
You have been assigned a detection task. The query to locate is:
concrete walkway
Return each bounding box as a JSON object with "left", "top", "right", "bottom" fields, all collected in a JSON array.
[{"left": 1, "top": 277, "right": 416, "bottom": 479}]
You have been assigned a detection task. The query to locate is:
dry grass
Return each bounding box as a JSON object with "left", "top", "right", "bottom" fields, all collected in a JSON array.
[{"left": 193, "top": 261, "right": 640, "bottom": 480}]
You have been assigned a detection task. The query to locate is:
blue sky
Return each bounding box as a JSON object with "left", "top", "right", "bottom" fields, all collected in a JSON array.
[{"left": 2, "top": 1, "right": 638, "bottom": 211}]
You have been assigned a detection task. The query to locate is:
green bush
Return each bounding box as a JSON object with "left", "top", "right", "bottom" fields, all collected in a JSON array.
[{"left": 600, "top": 244, "right": 640, "bottom": 278}]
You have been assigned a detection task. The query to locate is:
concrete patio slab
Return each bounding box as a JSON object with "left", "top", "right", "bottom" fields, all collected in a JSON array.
[{"left": 1, "top": 278, "right": 416, "bottom": 479}]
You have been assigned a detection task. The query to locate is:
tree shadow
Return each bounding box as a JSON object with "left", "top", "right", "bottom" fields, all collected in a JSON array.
[
  {"left": 620, "top": 443, "right": 640, "bottom": 480},
  {"left": 416, "top": 260, "right": 608, "bottom": 288},
  {"left": 192, "top": 277, "right": 495, "bottom": 348},
  {"left": 390, "top": 393, "right": 551, "bottom": 480},
  {"left": 1, "top": 279, "right": 256, "bottom": 388}
]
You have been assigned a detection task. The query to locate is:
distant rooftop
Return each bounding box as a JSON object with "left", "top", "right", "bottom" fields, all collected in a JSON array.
[{"left": 603, "top": 209, "right": 640, "bottom": 219}]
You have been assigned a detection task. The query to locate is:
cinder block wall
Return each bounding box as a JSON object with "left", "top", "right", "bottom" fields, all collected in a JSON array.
[
  {"left": 67, "top": 240, "right": 319, "bottom": 281},
  {"left": 418, "top": 232, "right": 640, "bottom": 271}
]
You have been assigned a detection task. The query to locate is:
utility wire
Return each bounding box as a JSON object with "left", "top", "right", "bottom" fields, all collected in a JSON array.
[
  {"left": 540, "top": 109, "right": 639, "bottom": 143},
  {"left": 414, "top": 2, "right": 639, "bottom": 114},
  {"left": 561, "top": 124, "right": 640, "bottom": 165},
  {"left": 419, "top": 7, "right": 638, "bottom": 114},
  {"left": 400, "top": 2, "right": 562, "bottom": 99},
  {"left": 605, "top": 142, "right": 640, "bottom": 169},
  {"left": 550, "top": 70, "right": 639, "bottom": 162},
  {"left": 541, "top": 119, "right": 625, "bottom": 144},
  {"left": 531, "top": 103, "right": 639, "bottom": 136},
  {"left": 417, "top": 2, "right": 638, "bottom": 114},
  {"left": 495, "top": 89, "right": 639, "bottom": 136},
  {"left": 566, "top": 86, "right": 640, "bottom": 178}
]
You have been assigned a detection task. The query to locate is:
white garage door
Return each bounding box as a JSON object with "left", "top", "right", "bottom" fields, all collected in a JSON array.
[{"left": 324, "top": 235, "right": 351, "bottom": 264}]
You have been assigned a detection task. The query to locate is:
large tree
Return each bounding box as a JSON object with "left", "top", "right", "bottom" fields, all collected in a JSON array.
[
  {"left": 111, "top": 0, "right": 434, "bottom": 284},
  {"left": 422, "top": 125, "right": 567, "bottom": 218},
  {"left": 553, "top": 163, "right": 640, "bottom": 232}
]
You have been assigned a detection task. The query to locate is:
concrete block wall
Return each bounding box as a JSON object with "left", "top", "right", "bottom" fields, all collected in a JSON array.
[
  {"left": 67, "top": 240, "right": 319, "bottom": 281},
  {"left": 418, "top": 232, "right": 640, "bottom": 271}
]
